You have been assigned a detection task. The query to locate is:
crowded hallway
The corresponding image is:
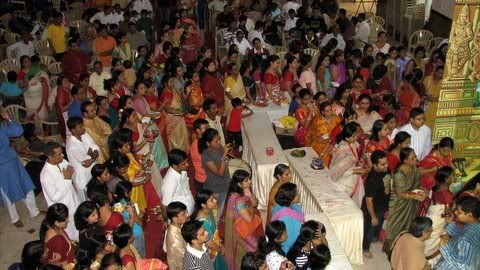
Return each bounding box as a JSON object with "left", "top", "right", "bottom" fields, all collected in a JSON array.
[{"left": 0, "top": 0, "right": 480, "bottom": 270}]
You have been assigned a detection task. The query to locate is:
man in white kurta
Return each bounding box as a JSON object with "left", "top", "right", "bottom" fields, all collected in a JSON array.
[
  {"left": 66, "top": 116, "right": 100, "bottom": 201},
  {"left": 40, "top": 142, "right": 80, "bottom": 240}
]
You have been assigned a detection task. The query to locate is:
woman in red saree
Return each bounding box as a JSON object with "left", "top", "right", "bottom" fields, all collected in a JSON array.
[
  {"left": 264, "top": 55, "right": 285, "bottom": 105},
  {"left": 55, "top": 75, "right": 73, "bottom": 141},
  {"left": 350, "top": 75, "right": 372, "bottom": 104},
  {"left": 106, "top": 70, "right": 131, "bottom": 110},
  {"left": 225, "top": 170, "right": 264, "bottom": 270},
  {"left": 281, "top": 54, "right": 300, "bottom": 97},
  {"left": 294, "top": 89, "right": 316, "bottom": 147},
  {"left": 40, "top": 203, "right": 76, "bottom": 270},
  {"left": 364, "top": 120, "right": 391, "bottom": 169},
  {"left": 366, "top": 65, "right": 393, "bottom": 107},
  {"left": 396, "top": 74, "right": 421, "bottom": 126},
  {"left": 386, "top": 131, "right": 411, "bottom": 173},
  {"left": 201, "top": 58, "right": 225, "bottom": 111},
  {"left": 417, "top": 137, "right": 454, "bottom": 190},
  {"left": 185, "top": 71, "right": 206, "bottom": 131},
  {"left": 93, "top": 183, "right": 124, "bottom": 240},
  {"left": 180, "top": 24, "right": 203, "bottom": 65}
]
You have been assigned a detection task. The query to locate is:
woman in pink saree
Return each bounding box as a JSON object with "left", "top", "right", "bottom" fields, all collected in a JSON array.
[
  {"left": 224, "top": 170, "right": 264, "bottom": 270},
  {"left": 329, "top": 122, "right": 367, "bottom": 207}
]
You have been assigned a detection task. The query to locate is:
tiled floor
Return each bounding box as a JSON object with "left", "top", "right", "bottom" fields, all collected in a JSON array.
[{"left": 0, "top": 195, "right": 47, "bottom": 268}]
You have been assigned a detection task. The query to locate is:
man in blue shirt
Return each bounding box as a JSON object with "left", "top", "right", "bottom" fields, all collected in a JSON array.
[
  {"left": 0, "top": 71, "right": 23, "bottom": 106},
  {"left": 435, "top": 197, "right": 480, "bottom": 269},
  {"left": 68, "top": 86, "right": 87, "bottom": 118}
]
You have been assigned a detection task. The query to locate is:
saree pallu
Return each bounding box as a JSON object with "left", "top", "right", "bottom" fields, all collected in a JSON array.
[
  {"left": 131, "top": 244, "right": 168, "bottom": 270},
  {"left": 424, "top": 204, "right": 446, "bottom": 267},
  {"left": 396, "top": 90, "right": 420, "bottom": 126},
  {"left": 306, "top": 115, "right": 341, "bottom": 167},
  {"left": 329, "top": 142, "right": 365, "bottom": 207},
  {"left": 384, "top": 165, "right": 420, "bottom": 253},
  {"left": 145, "top": 94, "right": 170, "bottom": 152},
  {"left": 198, "top": 210, "right": 228, "bottom": 270},
  {"left": 124, "top": 153, "right": 148, "bottom": 212},
  {"left": 294, "top": 107, "right": 310, "bottom": 147},
  {"left": 224, "top": 193, "right": 264, "bottom": 270},
  {"left": 162, "top": 91, "right": 189, "bottom": 152},
  {"left": 185, "top": 85, "right": 206, "bottom": 129},
  {"left": 24, "top": 71, "right": 51, "bottom": 121},
  {"left": 417, "top": 152, "right": 453, "bottom": 190},
  {"left": 134, "top": 98, "right": 170, "bottom": 172}
]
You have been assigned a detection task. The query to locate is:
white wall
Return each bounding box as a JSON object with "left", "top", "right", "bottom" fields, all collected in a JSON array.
[{"left": 431, "top": 0, "right": 455, "bottom": 19}]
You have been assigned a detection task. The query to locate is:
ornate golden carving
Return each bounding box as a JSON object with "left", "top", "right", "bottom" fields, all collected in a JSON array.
[
  {"left": 469, "top": 18, "right": 480, "bottom": 81},
  {"left": 468, "top": 122, "right": 480, "bottom": 141},
  {"left": 427, "top": 1, "right": 480, "bottom": 158},
  {"left": 446, "top": 4, "right": 473, "bottom": 79}
]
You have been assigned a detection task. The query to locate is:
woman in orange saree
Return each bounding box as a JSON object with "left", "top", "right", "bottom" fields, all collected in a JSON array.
[
  {"left": 94, "top": 25, "right": 116, "bottom": 67},
  {"left": 184, "top": 71, "right": 206, "bottom": 131},
  {"left": 306, "top": 101, "right": 341, "bottom": 167},
  {"left": 294, "top": 89, "right": 316, "bottom": 147},
  {"left": 396, "top": 74, "right": 421, "bottom": 126},
  {"left": 417, "top": 137, "right": 454, "bottom": 191}
]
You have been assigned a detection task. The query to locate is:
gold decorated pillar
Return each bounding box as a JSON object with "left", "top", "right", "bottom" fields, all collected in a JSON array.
[{"left": 427, "top": 0, "right": 480, "bottom": 158}]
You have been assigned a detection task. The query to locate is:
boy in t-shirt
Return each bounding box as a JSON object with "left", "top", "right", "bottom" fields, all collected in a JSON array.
[
  {"left": 226, "top": 97, "right": 252, "bottom": 151},
  {"left": 0, "top": 71, "right": 24, "bottom": 106},
  {"left": 165, "top": 202, "right": 188, "bottom": 270},
  {"left": 181, "top": 219, "right": 214, "bottom": 270}
]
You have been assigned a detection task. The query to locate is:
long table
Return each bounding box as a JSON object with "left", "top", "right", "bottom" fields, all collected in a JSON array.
[
  {"left": 285, "top": 147, "right": 364, "bottom": 265},
  {"left": 241, "top": 112, "right": 289, "bottom": 209},
  {"left": 306, "top": 213, "right": 354, "bottom": 270},
  {"left": 248, "top": 103, "right": 289, "bottom": 123},
  {"left": 242, "top": 112, "right": 359, "bottom": 267}
]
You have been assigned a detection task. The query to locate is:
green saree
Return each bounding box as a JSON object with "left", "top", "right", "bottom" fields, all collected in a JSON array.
[{"left": 384, "top": 165, "right": 420, "bottom": 253}]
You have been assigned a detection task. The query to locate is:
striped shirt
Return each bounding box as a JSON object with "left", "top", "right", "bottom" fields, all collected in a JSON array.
[
  {"left": 294, "top": 249, "right": 309, "bottom": 268},
  {"left": 399, "top": 123, "right": 432, "bottom": 161},
  {"left": 183, "top": 244, "right": 214, "bottom": 270},
  {"left": 434, "top": 222, "right": 480, "bottom": 270}
]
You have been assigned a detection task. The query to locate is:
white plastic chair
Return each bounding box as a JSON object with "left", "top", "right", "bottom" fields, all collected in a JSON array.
[
  {"left": 48, "top": 62, "right": 63, "bottom": 75},
  {"left": 34, "top": 40, "right": 52, "bottom": 56},
  {"left": 303, "top": 48, "right": 319, "bottom": 58},
  {"left": 4, "top": 104, "right": 27, "bottom": 122},
  {"left": 366, "top": 16, "right": 385, "bottom": 27},
  {"left": 408, "top": 30, "right": 433, "bottom": 53}
]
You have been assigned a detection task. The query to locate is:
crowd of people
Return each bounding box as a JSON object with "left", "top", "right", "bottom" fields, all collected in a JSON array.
[{"left": 1, "top": 0, "right": 480, "bottom": 270}]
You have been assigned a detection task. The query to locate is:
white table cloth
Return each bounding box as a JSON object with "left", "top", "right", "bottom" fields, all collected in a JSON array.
[
  {"left": 249, "top": 103, "right": 289, "bottom": 123},
  {"left": 305, "top": 213, "right": 354, "bottom": 270},
  {"left": 286, "top": 147, "right": 364, "bottom": 265},
  {"left": 241, "top": 112, "right": 288, "bottom": 209}
]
